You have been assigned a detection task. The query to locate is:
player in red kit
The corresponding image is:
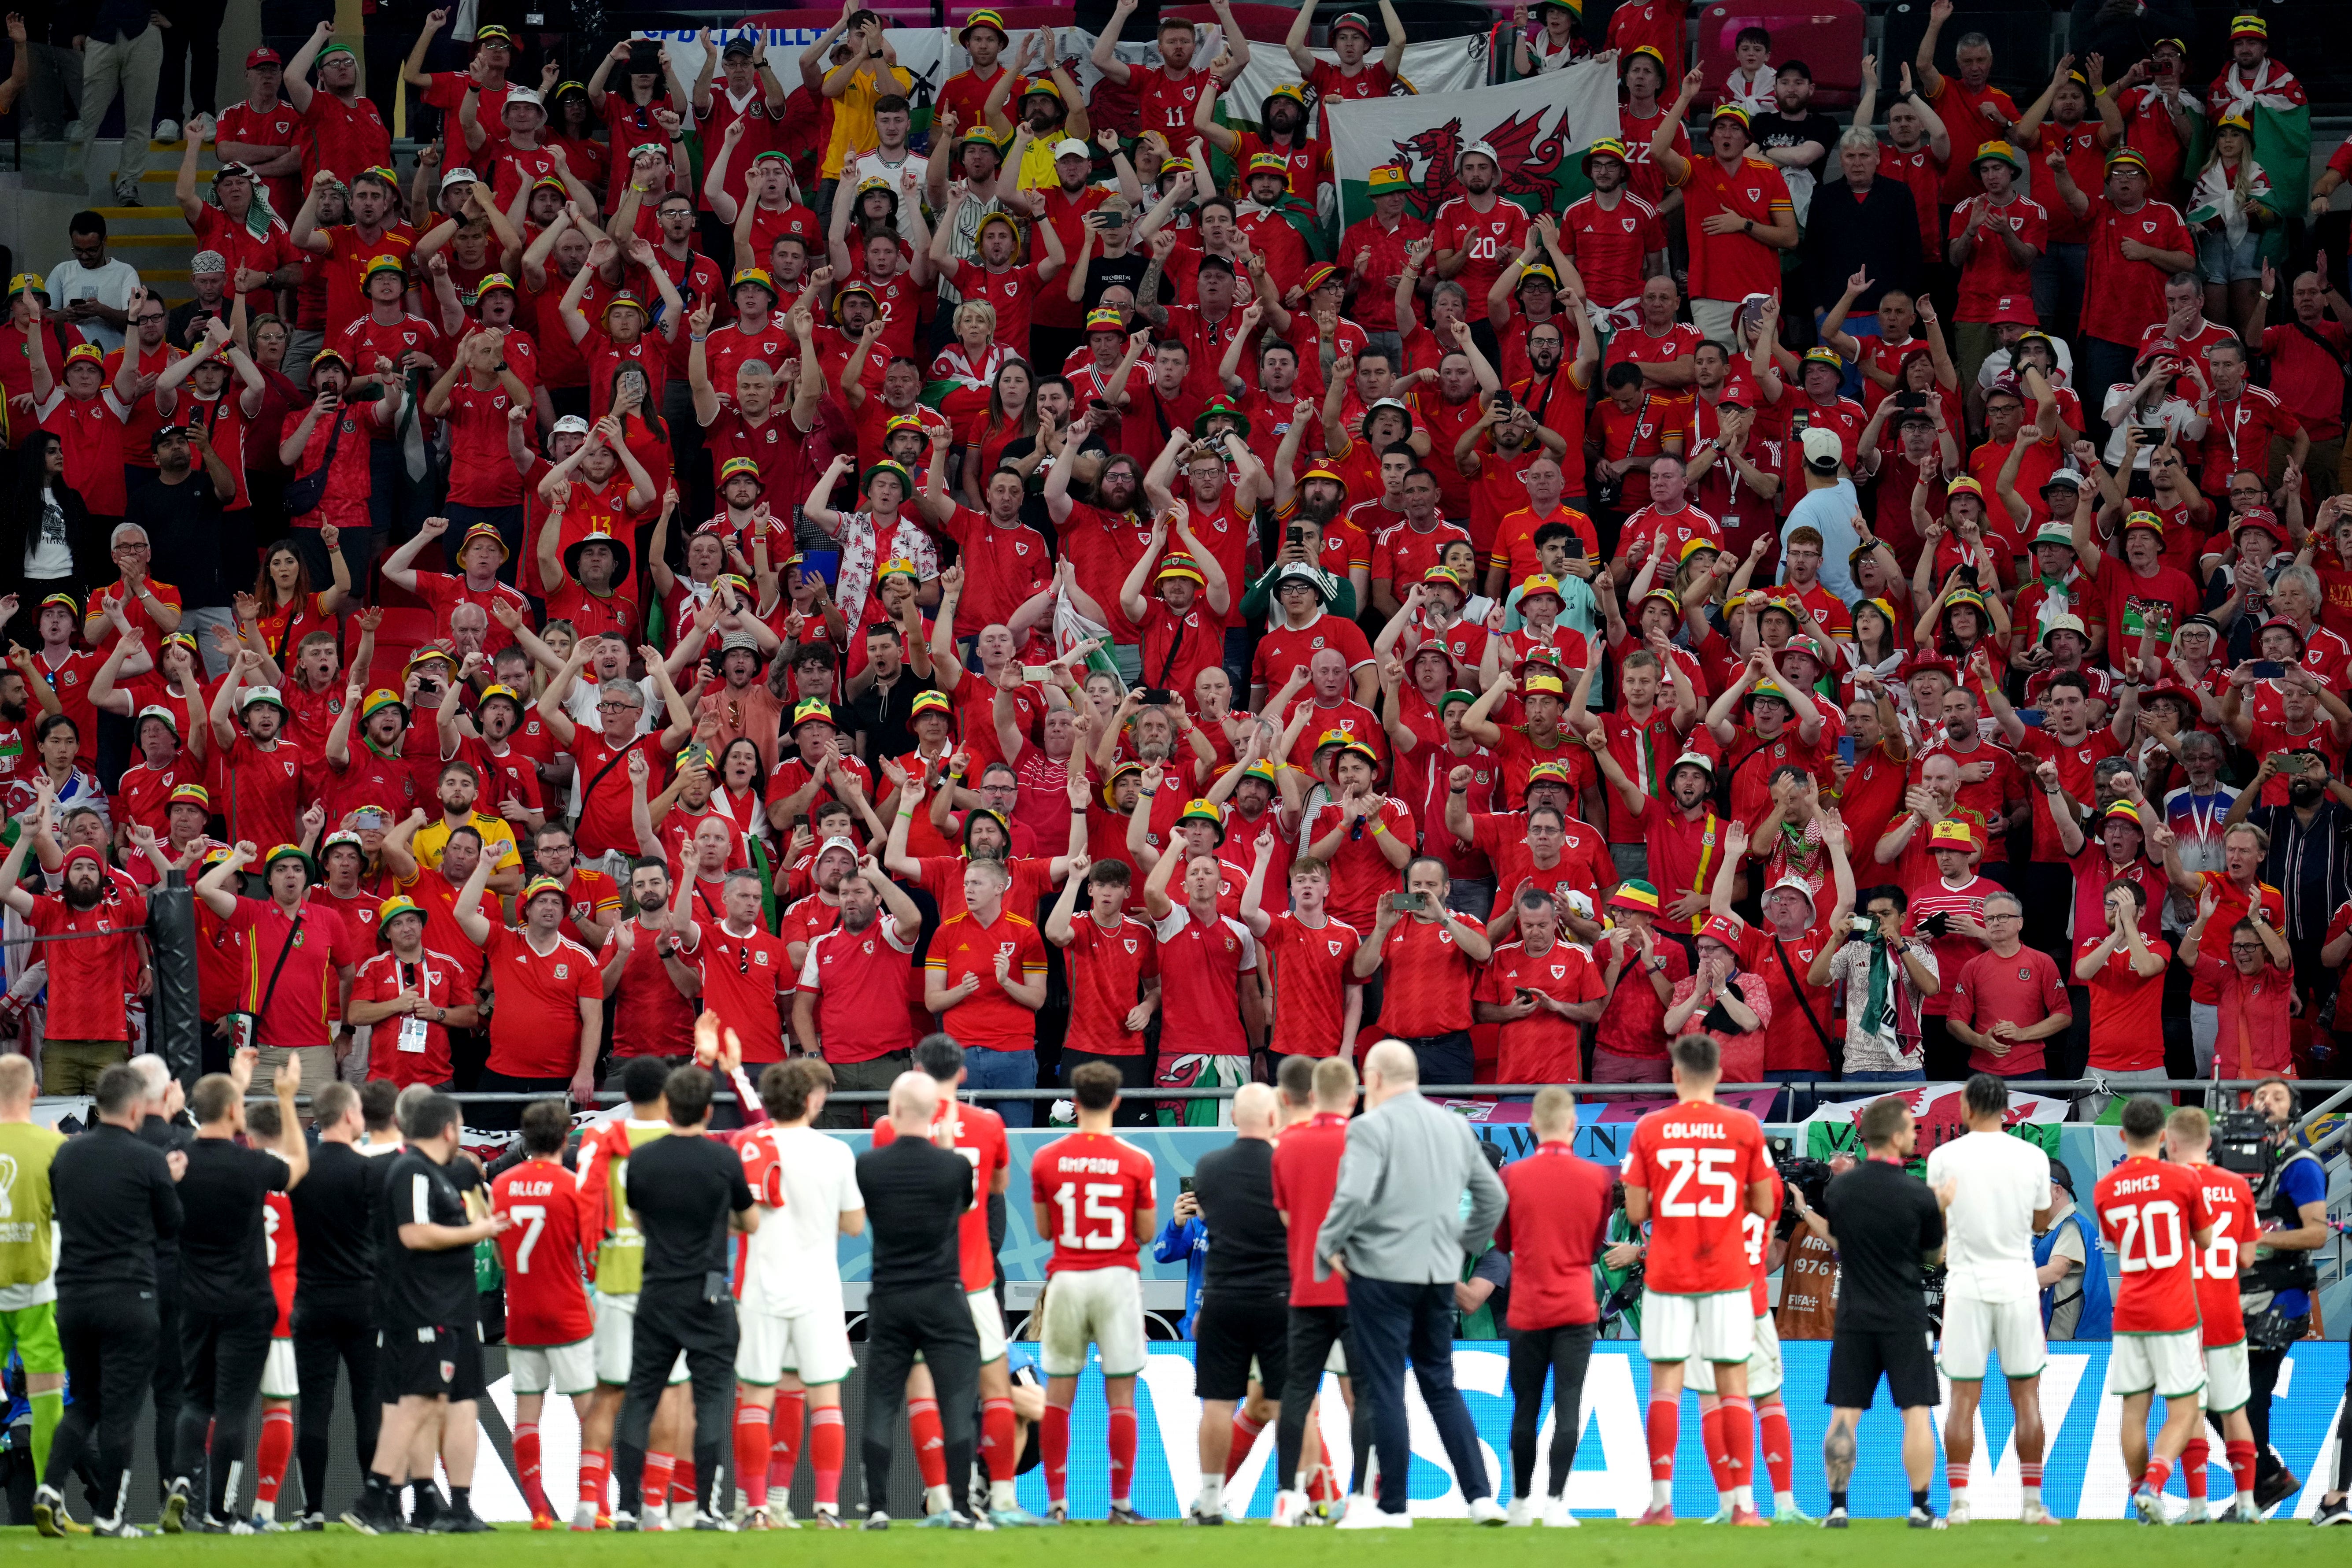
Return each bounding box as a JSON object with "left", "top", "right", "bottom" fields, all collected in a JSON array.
[
  {"left": 2165, "top": 1106, "right": 2263, "bottom": 1524},
  {"left": 492, "top": 1101, "right": 602, "bottom": 1529},
  {"left": 2094, "top": 1095, "right": 2218, "bottom": 1524},
  {"left": 1029, "top": 1064, "right": 1158, "bottom": 1524},
  {"left": 1619, "top": 1031, "right": 1777, "bottom": 1526},
  {"left": 249, "top": 1100, "right": 301, "bottom": 1529}
]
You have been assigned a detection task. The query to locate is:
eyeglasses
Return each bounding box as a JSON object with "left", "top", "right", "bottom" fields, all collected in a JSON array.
[
  {"left": 2228, "top": 943, "right": 2264, "bottom": 954},
  {"left": 134, "top": 314, "right": 166, "bottom": 326},
  {"left": 737, "top": 941, "right": 751, "bottom": 977},
  {"left": 1983, "top": 911, "right": 2022, "bottom": 923}
]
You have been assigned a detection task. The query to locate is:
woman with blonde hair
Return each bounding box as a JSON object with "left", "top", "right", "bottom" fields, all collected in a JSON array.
[{"left": 2188, "top": 113, "right": 2275, "bottom": 339}]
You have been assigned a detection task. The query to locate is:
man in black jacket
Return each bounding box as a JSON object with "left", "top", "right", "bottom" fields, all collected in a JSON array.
[
  {"left": 1184, "top": 1081, "right": 1290, "bottom": 1525},
  {"left": 854, "top": 1069, "right": 980, "bottom": 1528},
  {"left": 288, "top": 1080, "right": 381, "bottom": 1528},
  {"left": 33, "top": 1063, "right": 185, "bottom": 1537},
  {"left": 129, "top": 1054, "right": 194, "bottom": 1514},
  {"left": 610, "top": 1065, "right": 758, "bottom": 1531}
]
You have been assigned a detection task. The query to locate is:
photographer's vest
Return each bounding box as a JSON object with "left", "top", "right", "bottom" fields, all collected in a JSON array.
[
  {"left": 2243, "top": 1145, "right": 2325, "bottom": 1332},
  {"left": 2034, "top": 1206, "right": 2111, "bottom": 1339}
]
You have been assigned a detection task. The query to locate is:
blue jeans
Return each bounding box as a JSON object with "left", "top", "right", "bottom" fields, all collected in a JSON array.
[
  {"left": 1844, "top": 1069, "right": 1927, "bottom": 1084},
  {"left": 962, "top": 1045, "right": 1038, "bottom": 1127},
  {"left": 1344, "top": 1275, "right": 1492, "bottom": 1514}
]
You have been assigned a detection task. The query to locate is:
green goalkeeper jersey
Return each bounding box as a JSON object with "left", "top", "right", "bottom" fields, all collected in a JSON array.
[{"left": 0, "top": 1121, "right": 64, "bottom": 1308}]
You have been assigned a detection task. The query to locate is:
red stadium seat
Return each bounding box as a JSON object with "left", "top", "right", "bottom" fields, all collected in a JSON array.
[{"left": 1694, "top": 2, "right": 1868, "bottom": 111}]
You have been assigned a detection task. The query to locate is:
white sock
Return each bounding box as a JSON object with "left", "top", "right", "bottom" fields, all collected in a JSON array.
[
  {"left": 1951, "top": 1484, "right": 1968, "bottom": 1509},
  {"left": 1198, "top": 1476, "right": 1223, "bottom": 1516},
  {"left": 1651, "top": 1479, "right": 1673, "bottom": 1509},
  {"left": 2237, "top": 1489, "right": 2256, "bottom": 1510},
  {"left": 989, "top": 1479, "right": 1016, "bottom": 1511},
  {"left": 2022, "top": 1484, "right": 2041, "bottom": 1505},
  {"left": 1775, "top": 1489, "right": 1794, "bottom": 1511},
  {"left": 1733, "top": 1485, "right": 1753, "bottom": 1512},
  {"left": 923, "top": 1483, "right": 951, "bottom": 1516},
  {"left": 253, "top": 1499, "right": 275, "bottom": 1524},
  {"left": 1113, "top": 1494, "right": 1132, "bottom": 1510}
]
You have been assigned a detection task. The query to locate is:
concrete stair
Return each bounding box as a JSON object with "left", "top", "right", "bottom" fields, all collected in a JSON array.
[{"left": 4, "top": 137, "right": 219, "bottom": 304}]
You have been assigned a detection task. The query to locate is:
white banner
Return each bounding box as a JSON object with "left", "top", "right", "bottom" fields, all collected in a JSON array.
[{"left": 634, "top": 23, "right": 1488, "bottom": 141}]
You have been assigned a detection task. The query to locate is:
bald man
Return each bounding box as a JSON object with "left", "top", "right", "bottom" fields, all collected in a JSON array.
[
  {"left": 1316, "top": 1041, "right": 1508, "bottom": 1526},
  {"left": 1184, "top": 1082, "right": 1291, "bottom": 1524},
  {"left": 852, "top": 1072, "right": 983, "bottom": 1526}
]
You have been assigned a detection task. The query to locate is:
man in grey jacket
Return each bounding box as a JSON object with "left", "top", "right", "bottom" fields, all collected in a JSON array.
[{"left": 1315, "top": 1040, "right": 1509, "bottom": 1527}]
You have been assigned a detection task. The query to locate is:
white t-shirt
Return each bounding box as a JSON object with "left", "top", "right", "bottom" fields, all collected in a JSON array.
[
  {"left": 1923, "top": 1128, "right": 2053, "bottom": 1304},
  {"left": 738, "top": 1122, "right": 864, "bottom": 1317}
]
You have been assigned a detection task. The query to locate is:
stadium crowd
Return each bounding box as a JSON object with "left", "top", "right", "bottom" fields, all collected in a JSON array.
[
  {"left": 0, "top": 0, "right": 2345, "bottom": 1538},
  {"left": 10, "top": 1, "right": 2352, "bottom": 1109}
]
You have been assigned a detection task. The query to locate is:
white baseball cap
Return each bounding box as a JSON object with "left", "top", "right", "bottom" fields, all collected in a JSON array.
[{"left": 1053, "top": 138, "right": 1092, "bottom": 161}]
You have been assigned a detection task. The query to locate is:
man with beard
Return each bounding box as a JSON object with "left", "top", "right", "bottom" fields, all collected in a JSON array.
[
  {"left": 1505, "top": 317, "right": 1594, "bottom": 474},
  {"left": 1431, "top": 143, "right": 1531, "bottom": 362},
  {"left": 793, "top": 851, "right": 924, "bottom": 1116},
  {"left": 0, "top": 790, "right": 144, "bottom": 1093},
  {"left": 1558, "top": 141, "right": 1666, "bottom": 319},
  {"left": 1044, "top": 411, "right": 1158, "bottom": 678},
  {"left": 597, "top": 857, "right": 696, "bottom": 1077},
  {"left": 1094, "top": 0, "right": 1249, "bottom": 145}
]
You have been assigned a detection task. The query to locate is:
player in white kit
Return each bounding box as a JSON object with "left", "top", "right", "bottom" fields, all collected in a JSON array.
[
  {"left": 732, "top": 1056, "right": 866, "bottom": 1528},
  {"left": 1922, "top": 1073, "right": 2060, "bottom": 1526}
]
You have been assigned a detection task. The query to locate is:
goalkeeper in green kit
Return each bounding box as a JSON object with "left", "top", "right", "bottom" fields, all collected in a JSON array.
[{"left": 0, "top": 1054, "right": 65, "bottom": 1476}]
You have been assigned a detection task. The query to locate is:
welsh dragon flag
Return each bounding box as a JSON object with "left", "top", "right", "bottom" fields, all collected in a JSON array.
[{"left": 1324, "top": 54, "right": 1620, "bottom": 231}]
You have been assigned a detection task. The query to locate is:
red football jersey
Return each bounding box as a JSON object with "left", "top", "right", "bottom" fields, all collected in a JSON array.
[
  {"left": 2188, "top": 1163, "right": 2259, "bottom": 1348},
  {"left": 2094, "top": 1154, "right": 2217, "bottom": 1335},
  {"left": 871, "top": 1095, "right": 1008, "bottom": 1294},
  {"left": 1030, "top": 1131, "right": 1155, "bottom": 1276},
  {"left": 492, "top": 1157, "right": 598, "bottom": 1347},
  {"left": 1620, "top": 1099, "right": 1771, "bottom": 1295},
  {"left": 263, "top": 1188, "right": 297, "bottom": 1336}
]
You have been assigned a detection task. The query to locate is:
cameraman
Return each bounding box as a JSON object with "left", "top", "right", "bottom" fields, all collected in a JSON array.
[{"left": 2237, "top": 1076, "right": 2332, "bottom": 1508}]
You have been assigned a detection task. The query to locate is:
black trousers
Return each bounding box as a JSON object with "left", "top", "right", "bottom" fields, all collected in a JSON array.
[
  {"left": 612, "top": 1285, "right": 737, "bottom": 1520},
  {"left": 149, "top": 1279, "right": 185, "bottom": 1503},
  {"left": 1507, "top": 1320, "right": 1595, "bottom": 1499},
  {"left": 1274, "top": 1303, "right": 1369, "bottom": 1496},
  {"left": 292, "top": 1287, "right": 382, "bottom": 1520},
  {"left": 177, "top": 1301, "right": 278, "bottom": 1517},
  {"left": 47, "top": 1290, "right": 160, "bottom": 1527},
  {"left": 862, "top": 1282, "right": 980, "bottom": 1516}
]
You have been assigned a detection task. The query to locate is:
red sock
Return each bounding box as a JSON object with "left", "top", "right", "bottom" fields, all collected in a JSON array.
[
  {"left": 1759, "top": 1403, "right": 1793, "bottom": 1497},
  {"left": 1226, "top": 1411, "right": 1265, "bottom": 1483},
  {"left": 907, "top": 1398, "right": 947, "bottom": 1490},
  {"left": 511, "top": 1420, "right": 544, "bottom": 1518},
  {"left": 771, "top": 1391, "right": 806, "bottom": 1493},
  {"left": 671, "top": 1459, "right": 695, "bottom": 1506},
  {"left": 578, "top": 1450, "right": 609, "bottom": 1519},
  {"left": 810, "top": 1407, "right": 846, "bottom": 1509},
  {"left": 2019, "top": 1461, "right": 2043, "bottom": 1492},
  {"left": 1720, "top": 1397, "right": 1754, "bottom": 1494},
  {"left": 1307, "top": 1464, "right": 1338, "bottom": 1505},
  {"left": 642, "top": 1453, "right": 674, "bottom": 1517},
  {"left": 2182, "top": 1438, "right": 2210, "bottom": 1500},
  {"left": 1700, "top": 1405, "right": 1733, "bottom": 1491},
  {"left": 1108, "top": 1405, "right": 1138, "bottom": 1505},
  {"left": 1947, "top": 1460, "right": 1970, "bottom": 1492},
  {"left": 1646, "top": 1397, "right": 1678, "bottom": 1483},
  {"left": 980, "top": 1398, "right": 1017, "bottom": 1484},
  {"left": 1042, "top": 1403, "right": 1072, "bottom": 1506},
  {"left": 735, "top": 1406, "right": 772, "bottom": 1512},
  {"left": 255, "top": 1407, "right": 294, "bottom": 1507},
  {"left": 2226, "top": 1439, "right": 2259, "bottom": 1498},
  {"left": 2142, "top": 1455, "right": 2174, "bottom": 1494}
]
